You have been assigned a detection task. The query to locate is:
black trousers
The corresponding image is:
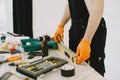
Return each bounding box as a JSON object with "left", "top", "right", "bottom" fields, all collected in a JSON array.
[{"left": 69, "top": 18, "right": 107, "bottom": 76}]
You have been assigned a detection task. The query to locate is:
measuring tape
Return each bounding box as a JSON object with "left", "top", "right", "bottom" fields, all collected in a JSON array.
[{"left": 60, "top": 64, "right": 75, "bottom": 77}]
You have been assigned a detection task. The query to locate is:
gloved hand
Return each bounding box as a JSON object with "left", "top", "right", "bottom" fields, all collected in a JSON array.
[
  {"left": 74, "top": 39, "right": 91, "bottom": 64},
  {"left": 53, "top": 25, "right": 64, "bottom": 43}
]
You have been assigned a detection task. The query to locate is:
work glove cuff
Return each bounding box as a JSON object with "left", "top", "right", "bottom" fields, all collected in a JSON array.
[
  {"left": 80, "top": 39, "right": 91, "bottom": 45},
  {"left": 57, "top": 24, "right": 64, "bottom": 32}
]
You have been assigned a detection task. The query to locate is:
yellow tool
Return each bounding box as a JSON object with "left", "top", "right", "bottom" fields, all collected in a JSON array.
[
  {"left": 0, "top": 55, "right": 22, "bottom": 64},
  {"left": 1, "top": 41, "right": 9, "bottom": 50},
  {"left": 7, "top": 55, "right": 22, "bottom": 62}
]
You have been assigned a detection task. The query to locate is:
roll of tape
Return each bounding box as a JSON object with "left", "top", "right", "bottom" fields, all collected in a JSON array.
[{"left": 61, "top": 64, "right": 75, "bottom": 77}]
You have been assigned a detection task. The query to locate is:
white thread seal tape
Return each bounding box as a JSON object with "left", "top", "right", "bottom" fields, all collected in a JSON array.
[{"left": 61, "top": 64, "right": 75, "bottom": 77}]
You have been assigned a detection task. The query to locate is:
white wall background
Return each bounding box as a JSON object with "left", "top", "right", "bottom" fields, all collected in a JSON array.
[
  {"left": 33, "top": 0, "right": 120, "bottom": 80},
  {"left": 0, "top": 0, "right": 13, "bottom": 34},
  {"left": 104, "top": 0, "right": 120, "bottom": 80}
]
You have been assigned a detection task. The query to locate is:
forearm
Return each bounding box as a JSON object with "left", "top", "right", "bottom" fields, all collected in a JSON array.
[
  {"left": 83, "top": 0, "right": 104, "bottom": 42},
  {"left": 59, "top": 3, "right": 70, "bottom": 27}
]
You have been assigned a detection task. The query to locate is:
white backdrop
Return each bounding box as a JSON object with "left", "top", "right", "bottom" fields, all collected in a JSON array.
[
  {"left": 104, "top": 0, "right": 120, "bottom": 80},
  {"left": 33, "top": 0, "right": 120, "bottom": 80},
  {"left": 0, "top": 0, "right": 13, "bottom": 34}
]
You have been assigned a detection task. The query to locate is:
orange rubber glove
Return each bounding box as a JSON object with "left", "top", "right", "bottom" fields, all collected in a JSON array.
[
  {"left": 75, "top": 39, "right": 91, "bottom": 64},
  {"left": 53, "top": 25, "right": 64, "bottom": 43}
]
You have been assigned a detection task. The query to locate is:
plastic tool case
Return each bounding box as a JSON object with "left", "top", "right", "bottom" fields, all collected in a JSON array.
[{"left": 16, "top": 56, "right": 67, "bottom": 79}]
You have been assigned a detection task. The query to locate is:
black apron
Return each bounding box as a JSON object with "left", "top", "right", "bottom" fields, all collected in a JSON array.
[{"left": 68, "top": 0, "right": 107, "bottom": 76}]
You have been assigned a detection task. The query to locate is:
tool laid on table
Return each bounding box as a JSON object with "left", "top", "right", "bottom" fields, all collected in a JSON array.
[
  {"left": 21, "top": 35, "right": 57, "bottom": 52},
  {"left": 36, "top": 34, "right": 50, "bottom": 57},
  {"left": 57, "top": 41, "right": 76, "bottom": 63},
  {"left": 9, "top": 43, "right": 16, "bottom": 53},
  {"left": 0, "top": 72, "right": 29, "bottom": 80},
  {"left": 27, "top": 44, "right": 49, "bottom": 59},
  {"left": 1, "top": 39, "right": 21, "bottom": 54},
  {"left": 7, "top": 32, "right": 24, "bottom": 37},
  {"left": 9, "top": 61, "right": 29, "bottom": 66},
  {"left": 27, "top": 51, "right": 43, "bottom": 59},
  {"left": 56, "top": 34, "right": 76, "bottom": 64},
  {"left": 60, "top": 64, "right": 75, "bottom": 77},
  {"left": 36, "top": 34, "right": 51, "bottom": 42},
  {"left": 0, "top": 51, "right": 9, "bottom": 54},
  {"left": 1, "top": 41, "right": 9, "bottom": 50},
  {"left": 16, "top": 56, "right": 67, "bottom": 79},
  {"left": 0, "top": 55, "right": 22, "bottom": 64},
  {"left": 25, "top": 35, "right": 54, "bottom": 59}
]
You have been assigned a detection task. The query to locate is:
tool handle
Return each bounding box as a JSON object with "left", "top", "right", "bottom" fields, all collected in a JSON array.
[
  {"left": 10, "top": 44, "right": 15, "bottom": 53},
  {"left": 7, "top": 55, "right": 22, "bottom": 62},
  {"left": 1, "top": 41, "right": 9, "bottom": 50}
]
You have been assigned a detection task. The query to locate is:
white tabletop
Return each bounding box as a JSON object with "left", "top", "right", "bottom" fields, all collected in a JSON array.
[{"left": 0, "top": 50, "right": 106, "bottom": 80}]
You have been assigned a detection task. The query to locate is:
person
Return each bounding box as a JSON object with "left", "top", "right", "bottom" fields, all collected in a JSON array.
[{"left": 53, "top": 0, "right": 107, "bottom": 76}]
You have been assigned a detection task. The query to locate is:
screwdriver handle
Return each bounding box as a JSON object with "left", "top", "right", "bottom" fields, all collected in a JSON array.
[
  {"left": 7, "top": 55, "right": 22, "bottom": 62},
  {"left": 1, "top": 41, "right": 9, "bottom": 50},
  {"left": 10, "top": 44, "right": 15, "bottom": 53}
]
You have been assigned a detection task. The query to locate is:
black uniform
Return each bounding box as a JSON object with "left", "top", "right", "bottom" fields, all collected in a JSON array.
[{"left": 68, "top": 0, "right": 107, "bottom": 76}]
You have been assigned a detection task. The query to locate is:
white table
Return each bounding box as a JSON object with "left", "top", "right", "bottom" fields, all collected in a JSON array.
[{"left": 0, "top": 50, "right": 106, "bottom": 80}]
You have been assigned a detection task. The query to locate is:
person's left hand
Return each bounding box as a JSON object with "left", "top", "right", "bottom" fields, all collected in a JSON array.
[
  {"left": 74, "top": 39, "right": 91, "bottom": 64},
  {"left": 53, "top": 25, "right": 64, "bottom": 43}
]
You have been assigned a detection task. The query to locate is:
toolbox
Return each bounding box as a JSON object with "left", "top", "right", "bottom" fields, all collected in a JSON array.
[
  {"left": 21, "top": 38, "right": 58, "bottom": 52},
  {"left": 21, "top": 38, "right": 41, "bottom": 52},
  {"left": 16, "top": 56, "right": 67, "bottom": 79}
]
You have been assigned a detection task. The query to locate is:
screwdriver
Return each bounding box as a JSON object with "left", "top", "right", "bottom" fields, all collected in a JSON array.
[
  {"left": 9, "top": 43, "right": 16, "bottom": 53},
  {"left": 1, "top": 41, "right": 9, "bottom": 50},
  {"left": 0, "top": 55, "right": 22, "bottom": 64}
]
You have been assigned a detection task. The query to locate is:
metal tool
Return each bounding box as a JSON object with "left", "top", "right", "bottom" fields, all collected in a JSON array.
[
  {"left": 56, "top": 34, "right": 76, "bottom": 64},
  {"left": 9, "top": 62, "right": 29, "bottom": 66},
  {"left": 28, "top": 51, "right": 43, "bottom": 59},
  {"left": 0, "top": 72, "right": 28, "bottom": 80},
  {"left": 16, "top": 56, "right": 67, "bottom": 79},
  {"left": 57, "top": 41, "right": 76, "bottom": 64},
  {"left": 0, "top": 51, "right": 9, "bottom": 54}
]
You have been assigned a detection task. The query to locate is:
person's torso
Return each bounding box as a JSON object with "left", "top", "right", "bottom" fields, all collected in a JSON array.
[{"left": 68, "top": 0, "right": 93, "bottom": 23}]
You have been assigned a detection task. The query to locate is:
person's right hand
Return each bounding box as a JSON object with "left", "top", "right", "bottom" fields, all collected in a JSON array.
[
  {"left": 53, "top": 25, "right": 64, "bottom": 43},
  {"left": 74, "top": 39, "right": 91, "bottom": 64}
]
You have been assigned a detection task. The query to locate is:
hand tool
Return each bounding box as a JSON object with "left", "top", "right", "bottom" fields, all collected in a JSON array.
[
  {"left": 16, "top": 56, "right": 67, "bottom": 79},
  {"left": 56, "top": 34, "right": 76, "bottom": 64},
  {"left": 9, "top": 62, "right": 29, "bottom": 66},
  {"left": 0, "top": 72, "right": 29, "bottom": 80},
  {"left": 7, "top": 32, "right": 24, "bottom": 37},
  {"left": 21, "top": 38, "right": 57, "bottom": 52},
  {"left": 9, "top": 44, "right": 15, "bottom": 53},
  {"left": 36, "top": 34, "right": 51, "bottom": 42},
  {"left": 28, "top": 51, "right": 43, "bottom": 59},
  {"left": 0, "top": 55, "right": 22, "bottom": 64},
  {"left": 1, "top": 41, "right": 9, "bottom": 50},
  {"left": 57, "top": 41, "right": 76, "bottom": 64},
  {"left": 0, "top": 51, "right": 9, "bottom": 54}
]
